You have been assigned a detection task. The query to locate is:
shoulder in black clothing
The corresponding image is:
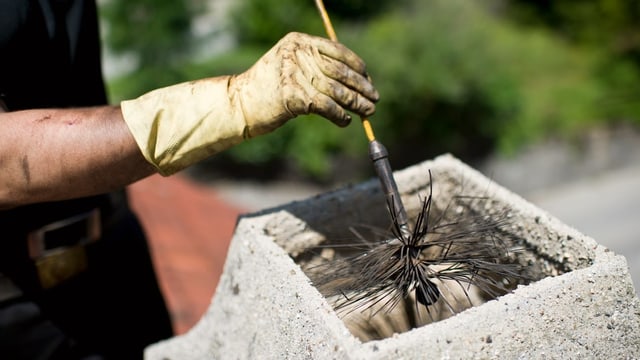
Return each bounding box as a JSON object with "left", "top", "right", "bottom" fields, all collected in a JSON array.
[{"left": 0, "top": 0, "right": 107, "bottom": 110}]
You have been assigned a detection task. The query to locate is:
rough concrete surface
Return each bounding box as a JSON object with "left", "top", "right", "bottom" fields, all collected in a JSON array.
[
  {"left": 477, "top": 125, "right": 640, "bottom": 295},
  {"left": 145, "top": 154, "right": 640, "bottom": 359}
]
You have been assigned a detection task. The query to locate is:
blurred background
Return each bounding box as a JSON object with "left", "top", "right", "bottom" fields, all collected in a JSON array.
[{"left": 96, "top": 0, "right": 640, "bottom": 333}]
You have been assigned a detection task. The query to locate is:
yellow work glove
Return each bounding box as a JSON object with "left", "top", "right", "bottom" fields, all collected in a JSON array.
[{"left": 121, "top": 32, "right": 379, "bottom": 176}]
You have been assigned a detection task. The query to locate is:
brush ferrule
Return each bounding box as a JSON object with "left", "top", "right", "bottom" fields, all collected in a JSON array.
[{"left": 368, "top": 140, "right": 411, "bottom": 237}]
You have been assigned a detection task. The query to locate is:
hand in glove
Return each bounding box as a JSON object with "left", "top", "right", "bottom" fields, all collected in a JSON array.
[
  {"left": 232, "top": 32, "right": 379, "bottom": 136},
  {"left": 121, "top": 32, "right": 379, "bottom": 176}
]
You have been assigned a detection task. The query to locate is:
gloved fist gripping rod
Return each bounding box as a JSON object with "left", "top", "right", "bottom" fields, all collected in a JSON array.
[
  {"left": 314, "top": 0, "right": 412, "bottom": 237},
  {"left": 120, "top": 26, "right": 378, "bottom": 176}
]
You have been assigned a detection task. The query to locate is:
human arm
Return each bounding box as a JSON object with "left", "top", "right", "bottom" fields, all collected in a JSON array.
[
  {"left": 0, "top": 105, "right": 155, "bottom": 209},
  {"left": 0, "top": 32, "right": 378, "bottom": 208},
  {"left": 121, "top": 32, "right": 379, "bottom": 175}
]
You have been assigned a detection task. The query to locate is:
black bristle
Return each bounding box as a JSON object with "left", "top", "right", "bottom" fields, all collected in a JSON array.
[{"left": 303, "top": 169, "right": 531, "bottom": 340}]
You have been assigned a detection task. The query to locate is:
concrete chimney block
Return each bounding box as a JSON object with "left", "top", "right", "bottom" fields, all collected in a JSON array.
[{"left": 145, "top": 154, "right": 640, "bottom": 359}]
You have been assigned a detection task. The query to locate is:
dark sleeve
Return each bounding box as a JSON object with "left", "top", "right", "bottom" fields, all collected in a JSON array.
[
  {"left": 0, "top": 0, "right": 27, "bottom": 48},
  {"left": 0, "top": 0, "right": 107, "bottom": 110}
]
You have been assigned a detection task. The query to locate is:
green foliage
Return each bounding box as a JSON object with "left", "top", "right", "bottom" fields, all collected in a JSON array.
[
  {"left": 228, "top": 0, "right": 321, "bottom": 45},
  {"left": 101, "top": 0, "right": 640, "bottom": 180},
  {"left": 106, "top": 64, "right": 183, "bottom": 102},
  {"left": 342, "top": 0, "right": 522, "bottom": 161},
  {"left": 508, "top": 0, "right": 640, "bottom": 58},
  {"left": 100, "top": 0, "right": 203, "bottom": 99},
  {"left": 101, "top": 0, "right": 201, "bottom": 61},
  {"left": 228, "top": 0, "right": 395, "bottom": 45},
  {"left": 199, "top": 0, "right": 395, "bottom": 177},
  {"left": 502, "top": 0, "right": 640, "bottom": 144}
]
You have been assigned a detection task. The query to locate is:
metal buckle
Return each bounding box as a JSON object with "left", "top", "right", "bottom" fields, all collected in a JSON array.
[
  {"left": 0, "top": 273, "right": 23, "bottom": 302},
  {"left": 26, "top": 209, "right": 101, "bottom": 289}
]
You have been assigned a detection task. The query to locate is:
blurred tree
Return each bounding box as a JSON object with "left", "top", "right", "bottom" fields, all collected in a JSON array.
[
  {"left": 507, "top": 0, "right": 640, "bottom": 59},
  {"left": 211, "top": 0, "right": 400, "bottom": 180},
  {"left": 229, "top": 0, "right": 395, "bottom": 45},
  {"left": 100, "top": 0, "right": 640, "bottom": 183},
  {"left": 505, "top": 0, "right": 640, "bottom": 136},
  {"left": 100, "top": 0, "right": 204, "bottom": 99}
]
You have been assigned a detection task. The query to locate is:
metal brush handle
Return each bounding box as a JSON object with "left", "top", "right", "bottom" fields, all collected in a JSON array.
[
  {"left": 314, "top": 0, "right": 412, "bottom": 237},
  {"left": 369, "top": 140, "right": 410, "bottom": 237}
]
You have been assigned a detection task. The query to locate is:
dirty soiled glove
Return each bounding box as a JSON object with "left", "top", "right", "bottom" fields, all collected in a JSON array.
[{"left": 121, "top": 32, "right": 379, "bottom": 176}]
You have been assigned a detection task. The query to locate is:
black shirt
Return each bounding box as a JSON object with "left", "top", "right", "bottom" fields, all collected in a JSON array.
[{"left": 0, "top": 0, "right": 107, "bottom": 109}]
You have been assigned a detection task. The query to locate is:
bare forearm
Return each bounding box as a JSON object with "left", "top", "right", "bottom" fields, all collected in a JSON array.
[
  {"left": 0, "top": 105, "right": 156, "bottom": 208},
  {"left": 0, "top": 32, "right": 380, "bottom": 209}
]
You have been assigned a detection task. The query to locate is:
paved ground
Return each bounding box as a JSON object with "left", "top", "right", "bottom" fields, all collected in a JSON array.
[
  {"left": 527, "top": 165, "right": 640, "bottom": 293},
  {"left": 127, "top": 174, "right": 246, "bottom": 335}
]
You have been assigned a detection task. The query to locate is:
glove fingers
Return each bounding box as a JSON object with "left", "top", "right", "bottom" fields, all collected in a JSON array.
[
  {"left": 296, "top": 43, "right": 377, "bottom": 120},
  {"left": 244, "top": 32, "right": 379, "bottom": 131},
  {"left": 307, "top": 36, "right": 380, "bottom": 104},
  {"left": 284, "top": 72, "right": 352, "bottom": 127},
  {"left": 318, "top": 54, "right": 379, "bottom": 104},
  {"left": 308, "top": 92, "right": 353, "bottom": 127},
  {"left": 310, "top": 35, "right": 368, "bottom": 76},
  {"left": 310, "top": 74, "right": 376, "bottom": 118}
]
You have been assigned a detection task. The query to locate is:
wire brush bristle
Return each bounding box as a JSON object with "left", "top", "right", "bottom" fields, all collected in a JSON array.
[{"left": 303, "top": 170, "right": 530, "bottom": 341}]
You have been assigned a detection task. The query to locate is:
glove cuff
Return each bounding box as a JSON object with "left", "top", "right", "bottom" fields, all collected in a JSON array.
[{"left": 121, "top": 77, "right": 248, "bottom": 176}]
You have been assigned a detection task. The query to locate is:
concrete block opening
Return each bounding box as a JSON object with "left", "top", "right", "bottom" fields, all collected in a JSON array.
[
  {"left": 145, "top": 154, "right": 639, "bottom": 359},
  {"left": 272, "top": 154, "right": 593, "bottom": 342}
]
